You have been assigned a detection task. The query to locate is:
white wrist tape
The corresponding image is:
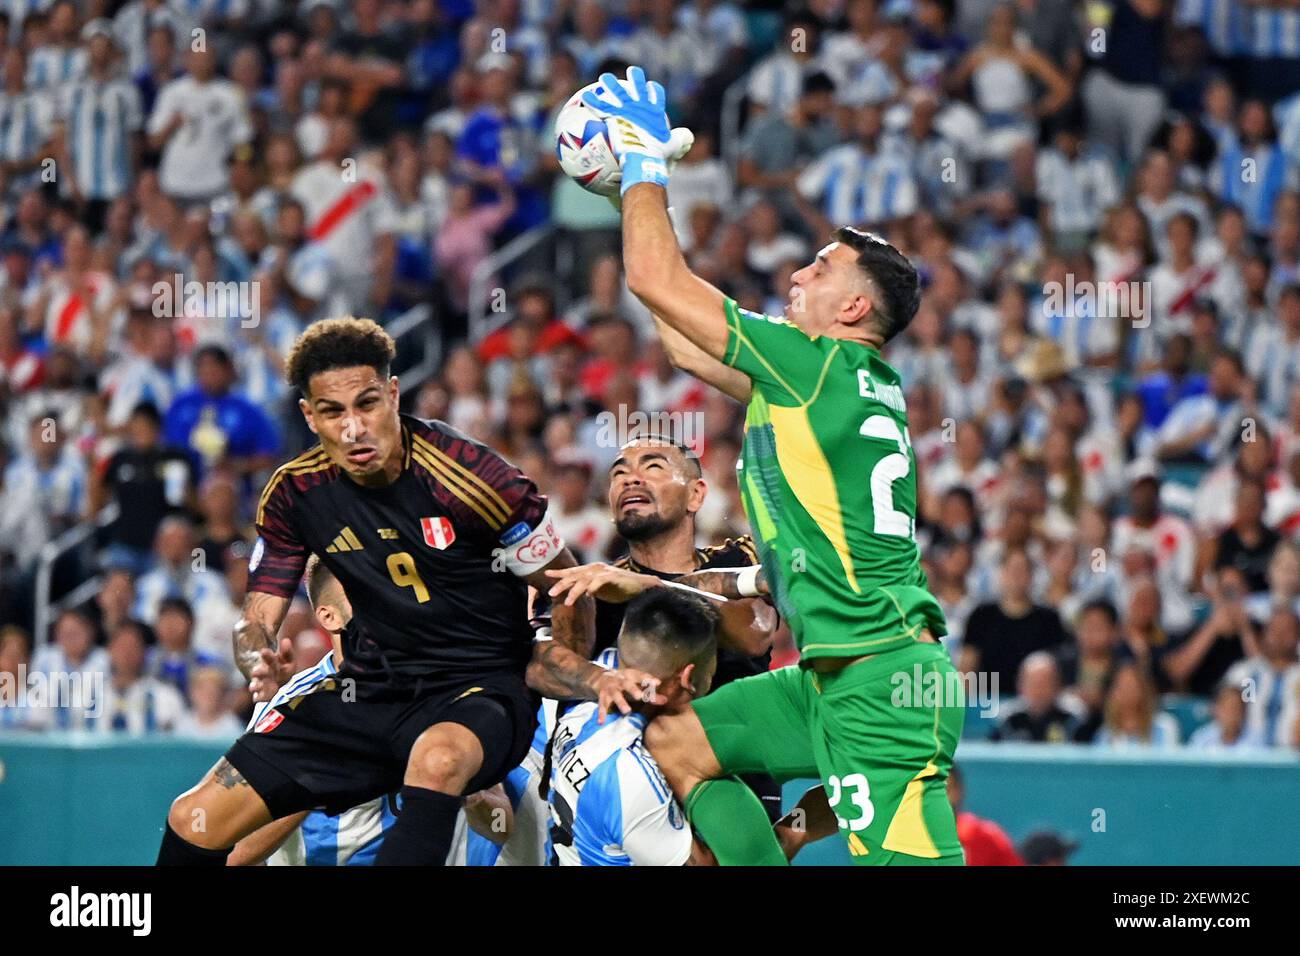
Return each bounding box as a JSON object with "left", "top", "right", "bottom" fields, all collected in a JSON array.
[{"left": 736, "top": 565, "right": 761, "bottom": 597}]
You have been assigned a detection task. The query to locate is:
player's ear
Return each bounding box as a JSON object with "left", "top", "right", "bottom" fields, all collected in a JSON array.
[
  {"left": 685, "top": 477, "right": 707, "bottom": 516},
  {"left": 678, "top": 662, "right": 695, "bottom": 694},
  {"left": 299, "top": 397, "right": 319, "bottom": 435},
  {"left": 387, "top": 374, "right": 400, "bottom": 406},
  {"left": 843, "top": 291, "right": 873, "bottom": 327},
  {"left": 314, "top": 603, "right": 342, "bottom": 633}
]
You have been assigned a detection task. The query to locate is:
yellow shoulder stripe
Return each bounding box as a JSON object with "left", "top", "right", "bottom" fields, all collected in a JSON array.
[
  {"left": 411, "top": 434, "right": 510, "bottom": 526},
  {"left": 410, "top": 446, "right": 502, "bottom": 529},
  {"left": 256, "top": 447, "right": 328, "bottom": 525}
]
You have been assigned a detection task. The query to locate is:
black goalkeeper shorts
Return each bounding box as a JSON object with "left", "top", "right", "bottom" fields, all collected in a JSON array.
[{"left": 225, "top": 672, "right": 538, "bottom": 818}]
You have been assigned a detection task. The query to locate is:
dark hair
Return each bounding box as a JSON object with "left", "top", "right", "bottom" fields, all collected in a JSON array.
[
  {"left": 832, "top": 226, "right": 921, "bottom": 342},
  {"left": 618, "top": 432, "right": 702, "bottom": 478},
  {"left": 621, "top": 588, "right": 719, "bottom": 660},
  {"left": 157, "top": 597, "right": 194, "bottom": 623},
  {"left": 1079, "top": 599, "right": 1119, "bottom": 627},
  {"left": 129, "top": 401, "right": 162, "bottom": 428},
  {"left": 802, "top": 71, "right": 836, "bottom": 97},
  {"left": 286, "top": 317, "right": 396, "bottom": 397},
  {"left": 194, "top": 343, "right": 233, "bottom": 368},
  {"left": 1213, "top": 345, "right": 1244, "bottom": 375}
]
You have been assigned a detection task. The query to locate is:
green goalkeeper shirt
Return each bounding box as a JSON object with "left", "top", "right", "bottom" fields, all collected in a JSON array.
[{"left": 720, "top": 297, "right": 947, "bottom": 660}]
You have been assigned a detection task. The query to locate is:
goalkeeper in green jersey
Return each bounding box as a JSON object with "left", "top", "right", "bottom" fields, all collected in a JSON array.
[{"left": 550, "top": 67, "right": 965, "bottom": 865}]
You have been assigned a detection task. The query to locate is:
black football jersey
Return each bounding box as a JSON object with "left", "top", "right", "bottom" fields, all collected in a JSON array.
[
  {"left": 248, "top": 415, "right": 557, "bottom": 689},
  {"left": 595, "top": 535, "right": 773, "bottom": 689}
]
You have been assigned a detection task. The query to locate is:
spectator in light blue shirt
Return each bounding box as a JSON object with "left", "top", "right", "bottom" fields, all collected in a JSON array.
[{"left": 1187, "top": 680, "right": 1267, "bottom": 751}]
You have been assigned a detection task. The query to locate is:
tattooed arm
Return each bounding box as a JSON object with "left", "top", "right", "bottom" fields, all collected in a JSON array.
[
  {"left": 545, "top": 563, "right": 775, "bottom": 658},
  {"left": 673, "top": 566, "right": 768, "bottom": 600},
  {"left": 526, "top": 549, "right": 666, "bottom": 720},
  {"left": 233, "top": 590, "right": 293, "bottom": 699}
]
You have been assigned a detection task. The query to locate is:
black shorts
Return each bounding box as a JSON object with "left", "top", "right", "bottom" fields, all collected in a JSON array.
[{"left": 225, "top": 672, "right": 538, "bottom": 819}]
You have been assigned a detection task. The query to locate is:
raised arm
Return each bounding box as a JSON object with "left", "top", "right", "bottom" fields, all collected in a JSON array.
[
  {"left": 584, "top": 68, "right": 731, "bottom": 360},
  {"left": 623, "top": 184, "right": 729, "bottom": 359},
  {"left": 651, "top": 311, "right": 751, "bottom": 403}
]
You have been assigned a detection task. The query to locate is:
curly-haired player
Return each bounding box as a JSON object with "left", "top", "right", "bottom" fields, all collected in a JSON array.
[{"left": 156, "top": 317, "right": 651, "bottom": 866}]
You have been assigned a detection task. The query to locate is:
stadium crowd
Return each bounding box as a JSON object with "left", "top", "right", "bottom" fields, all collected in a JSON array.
[{"left": 0, "top": 0, "right": 1299, "bottom": 758}]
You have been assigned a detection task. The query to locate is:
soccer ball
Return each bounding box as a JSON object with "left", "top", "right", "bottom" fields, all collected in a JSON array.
[{"left": 554, "top": 80, "right": 628, "bottom": 197}]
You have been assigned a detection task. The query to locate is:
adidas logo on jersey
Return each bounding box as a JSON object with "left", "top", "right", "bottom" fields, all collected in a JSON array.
[{"left": 325, "top": 527, "right": 364, "bottom": 553}]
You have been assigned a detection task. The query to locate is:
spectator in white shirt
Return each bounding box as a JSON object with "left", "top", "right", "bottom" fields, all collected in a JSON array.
[
  {"left": 665, "top": 129, "right": 732, "bottom": 250},
  {"left": 131, "top": 514, "right": 230, "bottom": 626},
  {"left": 290, "top": 117, "right": 397, "bottom": 316},
  {"left": 1186, "top": 680, "right": 1267, "bottom": 750},
  {"left": 147, "top": 44, "right": 252, "bottom": 201},
  {"left": 174, "top": 664, "right": 243, "bottom": 739},
  {"left": 96, "top": 618, "right": 185, "bottom": 734},
  {"left": 548, "top": 449, "right": 614, "bottom": 564},
  {"left": 1036, "top": 119, "right": 1121, "bottom": 251},
  {"left": 28, "top": 607, "right": 109, "bottom": 731}
]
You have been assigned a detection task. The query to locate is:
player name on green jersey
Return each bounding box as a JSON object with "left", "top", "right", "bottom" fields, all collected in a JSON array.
[{"left": 720, "top": 298, "right": 947, "bottom": 660}]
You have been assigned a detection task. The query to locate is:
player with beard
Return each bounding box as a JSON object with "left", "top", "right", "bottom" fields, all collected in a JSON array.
[
  {"left": 155, "top": 318, "right": 655, "bottom": 867},
  {"left": 538, "top": 434, "right": 783, "bottom": 820}
]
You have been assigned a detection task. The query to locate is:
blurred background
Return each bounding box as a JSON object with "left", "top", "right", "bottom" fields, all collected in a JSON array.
[{"left": 1, "top": 0, "right": 1299, "bottom": 864}]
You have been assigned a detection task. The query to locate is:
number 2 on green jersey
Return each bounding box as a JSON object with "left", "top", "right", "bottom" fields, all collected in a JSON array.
[{"left": 860, "top": 414, "right": 915, "bottom": 540}]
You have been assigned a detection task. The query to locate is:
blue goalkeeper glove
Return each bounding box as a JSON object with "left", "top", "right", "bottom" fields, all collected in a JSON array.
[{"left": 583, "top": 66, "right": 693, "bottom": 196}]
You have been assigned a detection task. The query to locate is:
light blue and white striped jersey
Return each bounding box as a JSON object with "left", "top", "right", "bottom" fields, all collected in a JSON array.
[
  {"left": 1225, "top": 658, "right": 1300, "bottom": 747},
  {"left": 0, "top": 90, "right": 54, "bottom": 169},
  {"left": 250, "top": 652, "right": 384, "bottom": 867},
  {"left": 547, "top": 699, "right": 692, "bottom": 866},
  {"left": 1, "top": 448, "right": 86, "bottom": 522},
  {"left": 1035, "top": 145, "right": 1122, "bottom": 235},
  {"left": 1239, "top": 2, "right": 1300, "bottom": 57},
  {"left": 1277, "top": 91, "right": 1300, "bottom": 167},
  {"left": 796, "top": 143, "right": 918, "bottom": 226},
  {"left": 131, "top": 565, "right": 229, "bottom": 626},
  {"left": 1209, "top": 140, "right": 1293, "bottom": 234},
  {"left": 26, "top": 44, "right": 87, "bottom": 93},
  {"left": 2, "top": 0, "right": 53, "bottom": 26},
  {"left": 58, "top": 78, "right": 142, "bottom": 201},
  {"left": 1174, "top": 0, "right": 1249, "bottom": 56}
]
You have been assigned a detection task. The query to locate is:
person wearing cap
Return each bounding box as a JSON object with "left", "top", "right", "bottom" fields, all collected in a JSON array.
[
  {"left": 56, "top": 19, "right": 143, "bottom": 232},
  {"left": 1020, "top": 830, "right": 1078, "bottom": 866}
]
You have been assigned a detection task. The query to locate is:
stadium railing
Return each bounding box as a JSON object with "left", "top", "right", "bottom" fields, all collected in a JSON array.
[
  {"left": 385, "top": 301, "right": 442, "bottom": 395},
  {"left": 467, "top": 223, "right": 556, "bottom": 344},
  {"left": 33, "top": 503, "right": 119, "bottom": 648}
]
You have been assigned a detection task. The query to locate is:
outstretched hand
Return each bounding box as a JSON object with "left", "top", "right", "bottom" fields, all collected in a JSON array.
[{"left": 545, "top": 562, "right": 664, "bottom": 606}]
